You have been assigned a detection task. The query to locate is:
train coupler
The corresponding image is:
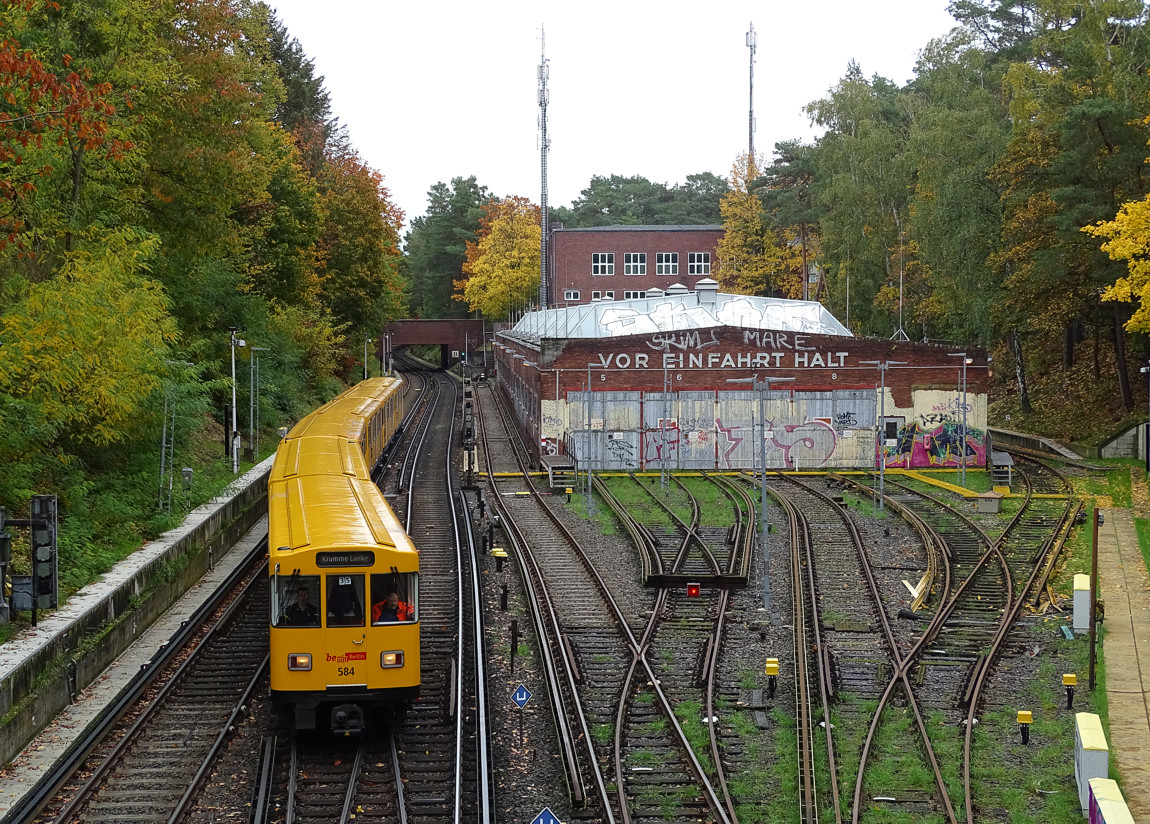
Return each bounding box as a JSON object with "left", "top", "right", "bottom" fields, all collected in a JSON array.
[{"left": 331, "top": 703, "right": 365, "bottom": 736}]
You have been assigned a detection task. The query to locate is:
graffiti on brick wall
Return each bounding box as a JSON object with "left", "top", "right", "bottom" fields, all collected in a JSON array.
[
  {"left": 645, "top": 329, "right": 721, "bottom": 352},
  {"left": 919, "top": 398, "right": 974, "bottom": 428},
  {"left": 881, "top": 421, "right": 985, "bottom": 468}
]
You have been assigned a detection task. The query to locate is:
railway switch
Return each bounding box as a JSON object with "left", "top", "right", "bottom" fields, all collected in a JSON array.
[{"left": 1017, "top": 710, "right": 1032, "bottom": 744}]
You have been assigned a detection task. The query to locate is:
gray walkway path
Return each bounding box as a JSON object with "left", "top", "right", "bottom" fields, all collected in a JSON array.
[
  {"left": 0, "top": 516, "right": 267, "bottom": 817},
  {"left": 1098, "top": 507, "right": 1150, "bottom": 823}
]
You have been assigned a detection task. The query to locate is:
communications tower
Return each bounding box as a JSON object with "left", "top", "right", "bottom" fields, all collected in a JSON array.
[
  {"left": 747, "top": 22, "right": 756, "bottom": 161},
  {"left": 538, "top": 30, "right": 551, "bottom": 310}
]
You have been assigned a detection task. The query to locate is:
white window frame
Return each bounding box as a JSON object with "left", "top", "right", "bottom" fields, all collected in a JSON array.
[
  {"left": 592, "top": 252, "right": 614, "bottom": 276},
  {"left": 604, "top": 290, "right": 615, "bottom": 300},
  {"left": 624, "top": 252, "right": 647, "bottom": 275},
  {"left": 564, "top": 289, "right": 580, "bottom": 301},
  {"left": 591, "top": 290, "right": 601, "bottom": 301},
  {"left": 624, "top": 290, "right": 644, "bottom": 300},
  {"left": 689, "top": 252, "right": 711, "bottom": 275},
  {"left": 656, "top": 252, "right": 679, "bottom": 276}
]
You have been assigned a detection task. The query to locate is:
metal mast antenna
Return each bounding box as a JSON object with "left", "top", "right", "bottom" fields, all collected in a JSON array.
[
  {"left": 538, "top": 28, "right": 551, "bottom": 310},
  {"left": 746, "top": 22, "right": 756, "bottom": 160}
]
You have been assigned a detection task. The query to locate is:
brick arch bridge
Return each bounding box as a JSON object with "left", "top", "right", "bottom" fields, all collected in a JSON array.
[{"left": 384, "top": 319, "right": 486, "bottom": 369}]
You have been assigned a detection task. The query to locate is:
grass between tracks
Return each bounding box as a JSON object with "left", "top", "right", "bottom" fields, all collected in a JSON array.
[
  {"left": 595, "top": 465, "right": 1136, "bottom": 823},
  {"left": 563, "top": 489, "right": 619, "bottom": 534}
]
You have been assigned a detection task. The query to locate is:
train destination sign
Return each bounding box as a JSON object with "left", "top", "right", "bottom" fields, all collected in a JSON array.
[{"left": 315, "top": 551, "right": 376, "bottom": 567}]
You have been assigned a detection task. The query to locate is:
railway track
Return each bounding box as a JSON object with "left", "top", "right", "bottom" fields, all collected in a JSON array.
[
  {"left": 477, "top": 383, "right": 615, "bottom": 818},
  {"left": 478, "top": 383, "right": 737, "bottom": 822},
  {"left": 770, "top": 485, "right": 837, "bottom": 823},
  {"left": 764, "top": 474, "right": 954, "bottom": 823},
  {"left": 21, "top": 544, "right": 270, "bottom": 824},
  {"left": 836, "top": 458, "right": 1075, "bottom": 822},
  {"left": 391, "top": 366, "right": 493, "bottom": 823},
  {"left": 595, "top": 473, "right": 752, "bottom": 823}
]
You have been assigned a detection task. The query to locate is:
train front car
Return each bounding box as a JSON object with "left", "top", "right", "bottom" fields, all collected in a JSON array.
[{"left": 268, "top": 380, "right": 418, "bottom": 734}]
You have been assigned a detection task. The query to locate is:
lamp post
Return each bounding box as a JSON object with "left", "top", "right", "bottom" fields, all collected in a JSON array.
[
  {"left": 661, "top": 367, "right": 670, "bottom": 491},
  {"left": 860, "top": 360, "right": 905, "bottom": 511},
  {"left": 727, "top": 374, "right": 794, "bottom": 616},
  {"left": 229, "top": 327, "right": 245, "bottom": 474},
  {"left": 1141, "top": 364, "right": 1150, "bottom": 475},
  {"left": 948, "top": 352, "right": 973, "bottom": 487},
  {"left": 249, "top": 346, "right": 269, "bottom": 459},
  {"left": 364, "top": 337, "right": 373, "bottom": 382},
  {"left": 585, "top": 362, "right": 594, "bottom": 518}
]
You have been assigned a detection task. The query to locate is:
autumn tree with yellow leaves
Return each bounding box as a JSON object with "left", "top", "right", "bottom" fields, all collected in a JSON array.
[
  {"left": 454, "top": 196, "right": 541, "bottom": 318},
  {"left": 1086, "top": 191, "right": 1150, "bottom": 333},
  {"left": 714, "top": 153, "right": 782, "bottom": 296}
]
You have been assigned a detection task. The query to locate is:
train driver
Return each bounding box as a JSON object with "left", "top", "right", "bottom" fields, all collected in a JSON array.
[
  {"left": 283, "top": 586, "right": 320, "bottom": 626},
  {"left": 372, "top": 590, "right": 412, "bottom": 624}
]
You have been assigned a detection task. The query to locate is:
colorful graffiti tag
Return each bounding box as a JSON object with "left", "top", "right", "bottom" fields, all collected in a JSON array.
[
  {"left": 710, "top": 417, "right": 839, "bottom": 470},
  {"left": 767, "top": 419, "right": 838, "bottom": 469},
  {"left": 880, "top": 420, "right": 986, "bottom": 468}
]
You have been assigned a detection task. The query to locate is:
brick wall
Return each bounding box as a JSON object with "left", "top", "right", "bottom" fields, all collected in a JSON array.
[
  {"left": 496, "top": 327, "right": 991, "bottom": 470},
  {"left": 549, "top": 226, "right": 722, "bottom": 305}
]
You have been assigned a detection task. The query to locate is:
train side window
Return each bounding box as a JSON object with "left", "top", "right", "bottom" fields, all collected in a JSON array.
[
  {"left": 371, "top": 572, "right": 418, "bottom": 624},
  {"left": 326, "top": 574, "right": 365, "bottom": 627},
  {"left": 275, "top": 576, "right": 321, "bottom": 627}
]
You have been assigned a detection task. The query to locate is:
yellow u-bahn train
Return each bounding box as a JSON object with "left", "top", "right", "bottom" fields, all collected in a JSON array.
[{"left": 267, "top": 377, "right": 418, "bottom": 734}]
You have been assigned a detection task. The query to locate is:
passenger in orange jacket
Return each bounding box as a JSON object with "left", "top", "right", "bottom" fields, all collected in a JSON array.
[{"left": 372, "top": 591, "right": 412, "bottom": 623}]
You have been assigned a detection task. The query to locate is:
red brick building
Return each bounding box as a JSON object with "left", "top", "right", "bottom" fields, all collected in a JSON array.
[
  {"left": 493, "top": 286, "right": 989, "bottom": 472},
  {"left": 548, "top": 225, "right": 723, "bottom": 306}
]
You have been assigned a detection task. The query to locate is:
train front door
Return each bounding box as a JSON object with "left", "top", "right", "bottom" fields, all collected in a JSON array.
[{"left": 324, "top": 573, "right": 369, "bottom": 687}]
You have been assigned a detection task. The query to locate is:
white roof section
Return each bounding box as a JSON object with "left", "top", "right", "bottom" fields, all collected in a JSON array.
[{"left": 509, "top": 280, "right": 852, "bottom": 341}]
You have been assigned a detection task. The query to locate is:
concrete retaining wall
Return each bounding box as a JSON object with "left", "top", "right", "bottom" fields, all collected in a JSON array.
[
  {"left": 0, "top": 465, "right": 269, "bottom": 766},
  {"left": 991, "top": 422, "right": 1149, "bottom": 461},
  {"left": 987, "top": 427, "right": 1083, "bottom": 459},
  {"left": 1100, "top": 422, "right": 1146, "bottom": 460}
]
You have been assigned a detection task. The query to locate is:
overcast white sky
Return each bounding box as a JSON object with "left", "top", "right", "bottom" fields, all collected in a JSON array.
[{"left": 268, "top": 1, "right": 958, "bottom": 232}]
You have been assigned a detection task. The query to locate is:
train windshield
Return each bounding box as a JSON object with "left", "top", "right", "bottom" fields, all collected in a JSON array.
[
  {"left": 370, "top": 572, "right": 418, "bottom": 624},
  {"left": 274, "top": 576, "right": 322, "bottom": 627},
  {"left": 326, "top": 574, "right": 365, "bottom": 627}
]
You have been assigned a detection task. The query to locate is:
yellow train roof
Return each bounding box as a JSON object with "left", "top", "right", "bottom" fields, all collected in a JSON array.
[
  {"left": 269, "top": 377, "right": 414, "bottom": 565},
  {"left": 286, "top": 378, "right": 401, "bottom": 441},
  {"left": 269, "top": 472, "right": 416, "bottom": 562},
  {"left": 270, "top": 436, "right": 371, "bottom": 483}
]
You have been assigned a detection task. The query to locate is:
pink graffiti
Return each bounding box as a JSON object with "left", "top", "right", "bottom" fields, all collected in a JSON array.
[
  {"left": 715, "top": 418, "right": 745, "bottom": 469},
  {"left": 880, "top": 422, "right": 986, "bottom": 469},
  {"left": 767, "top": 419, "right": 839, "bottom": 469}
]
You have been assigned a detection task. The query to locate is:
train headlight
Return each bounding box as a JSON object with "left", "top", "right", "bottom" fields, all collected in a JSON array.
[
  {"left": 380, "top": 650, "right": 404, "bottom": 668},
  {"left": 288, "top": 653, "right": 312, "bottom": 671}
]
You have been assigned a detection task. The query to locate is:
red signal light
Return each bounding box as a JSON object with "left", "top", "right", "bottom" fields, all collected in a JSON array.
[{"left": 687, "top": 582, "right": 700, "bottom": 598}]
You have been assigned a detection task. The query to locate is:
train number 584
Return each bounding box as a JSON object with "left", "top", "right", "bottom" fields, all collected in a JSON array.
[{"left": 338, "top": 667, "right": 355, "bottom": 676}]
